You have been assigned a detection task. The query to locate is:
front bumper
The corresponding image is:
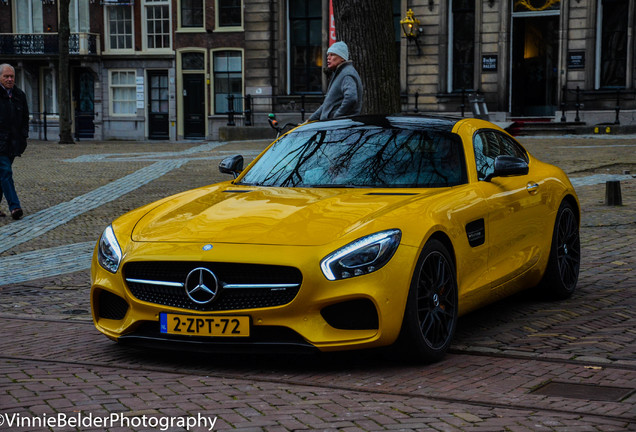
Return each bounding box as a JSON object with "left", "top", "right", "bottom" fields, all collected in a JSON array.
[{"left": 91, "top": 241, "right": 418, "bottom": 352}]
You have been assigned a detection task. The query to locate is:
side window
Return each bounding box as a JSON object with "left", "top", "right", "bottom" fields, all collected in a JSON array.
[
  {"left": 473, "top": 132, "right": 497, "bottom": 180},
  {"left": 473, "top": 130, "right": 527, "bottom": 181},
  {"left": 497, "top": 133, "right": 528, "bottom": 162}
]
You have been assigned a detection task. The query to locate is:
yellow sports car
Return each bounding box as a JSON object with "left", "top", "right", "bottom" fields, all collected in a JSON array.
[{"left": 91, "top": 116, "right": 580, "bottom": 362}]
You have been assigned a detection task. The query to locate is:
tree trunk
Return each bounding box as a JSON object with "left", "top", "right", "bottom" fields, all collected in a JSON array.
[
  {"left": 332, "top": 0, "right": 401, "bottom": 115},
  {"left": 58, "top": 0, "right": 75, "bottom": 144}
]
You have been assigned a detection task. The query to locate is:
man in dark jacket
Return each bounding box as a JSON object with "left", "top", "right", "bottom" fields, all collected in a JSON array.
[
  {"left": 309, "top": 41, "right": 363, "bottom": 121},
  {"left": 0, "top": 63, "right": 29, "bottom": 220}
]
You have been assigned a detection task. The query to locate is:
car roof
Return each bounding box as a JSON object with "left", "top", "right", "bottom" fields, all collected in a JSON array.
[{"left": 301, "top": 114, "right": 461, "bottom": 133}]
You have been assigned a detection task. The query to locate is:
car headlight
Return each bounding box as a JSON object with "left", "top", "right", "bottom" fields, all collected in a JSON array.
[
  {"left": 97, "top": 225, "right": 122, "bottom": 273},
  {"left": 320, "top": 229, "right": 401, "bottom": 281}
]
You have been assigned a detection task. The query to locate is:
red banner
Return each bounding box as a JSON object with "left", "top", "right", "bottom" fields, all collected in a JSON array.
[{"left": 329, "top": 0, "right": 336, "bottom": 46}]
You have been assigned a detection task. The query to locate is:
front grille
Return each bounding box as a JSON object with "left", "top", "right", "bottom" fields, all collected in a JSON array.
[{"left": 123, "top": 261, "right": 302, "bottom": 311}]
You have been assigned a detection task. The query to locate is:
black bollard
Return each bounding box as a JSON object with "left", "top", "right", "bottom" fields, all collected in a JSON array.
[{"left": 605, "top": 181, "right": 622, "bottom": 206}]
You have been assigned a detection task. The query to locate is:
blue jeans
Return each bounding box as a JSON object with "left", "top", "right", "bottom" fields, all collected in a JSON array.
[{"left": 0, "top": 155, "right": 21, "bottom": 211}]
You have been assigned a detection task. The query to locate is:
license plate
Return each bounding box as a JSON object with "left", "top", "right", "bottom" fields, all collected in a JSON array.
[{"left": 160, "top": 313, "right": 250, "bottom": 337}]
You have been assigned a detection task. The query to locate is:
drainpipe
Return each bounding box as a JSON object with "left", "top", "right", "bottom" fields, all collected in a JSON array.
[{"left": 269, "top": 0, "right": 276, "bottom": 103}]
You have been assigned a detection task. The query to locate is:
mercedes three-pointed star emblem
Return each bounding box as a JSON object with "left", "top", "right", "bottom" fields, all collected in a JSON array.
[{"left": 184, "top": 267, "right": 219, "bottom": 304}]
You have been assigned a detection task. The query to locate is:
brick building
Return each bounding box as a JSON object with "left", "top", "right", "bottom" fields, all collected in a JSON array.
[{"left": 0, "top": 0, "right": 634, "bottom": 141}]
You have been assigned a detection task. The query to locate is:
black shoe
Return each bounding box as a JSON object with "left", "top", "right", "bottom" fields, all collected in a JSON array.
[{"left": 11, "top": 208, "right": 23, "bottom": 220}]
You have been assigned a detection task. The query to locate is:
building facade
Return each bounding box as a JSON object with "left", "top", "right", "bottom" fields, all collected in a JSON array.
[
  {"left": 0, "top": 0, "right": 634, "bottom": 141},
  {"left": 413, "top": 0, "right": 636, "bottom": 127}
]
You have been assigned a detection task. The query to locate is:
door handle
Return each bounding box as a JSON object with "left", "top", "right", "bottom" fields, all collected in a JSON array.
[{"left": 526, "top": 182, "right": 539, "bottom": 194}]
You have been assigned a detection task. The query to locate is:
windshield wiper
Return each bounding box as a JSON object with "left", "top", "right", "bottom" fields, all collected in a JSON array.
[
  {"left": 236, "top": 181, "right": 263, "bottom": 186},
  {"left": 307, "top": 184, "right": 370, "bottom": 188}
]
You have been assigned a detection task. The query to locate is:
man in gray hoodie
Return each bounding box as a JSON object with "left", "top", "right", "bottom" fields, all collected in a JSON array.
[{"left": 309, "top": 41, "right": 363, "bottom": 121}]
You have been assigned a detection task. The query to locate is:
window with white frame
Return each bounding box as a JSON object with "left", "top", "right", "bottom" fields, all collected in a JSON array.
[
  {"left": 213, "top": 51, "right": 243, "bottom": 114},
  {"left": 110, "top": 70, "right": 137, "bottom": 115},
  {"left": 70, "top": 0, "right": 90, "bottom": 33},
  {"left": 106, "top": 5, "right": 133, "bottom": 51},
  {"left": 15, "top": 0, "right": 43, "bottom": 33},
  {"left": 181, "top": 0, "right": 204, "bottom": 28},
  {"left": 216, "top": 0, "right": 242, "bottom": 28},
  {"left": 145, "top": 0, "right": 171, "bottom": 49}
]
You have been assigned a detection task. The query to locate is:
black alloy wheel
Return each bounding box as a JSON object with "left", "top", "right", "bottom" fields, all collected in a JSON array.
[
  {"left": 541, "top": 200, "right": 580, "bottom": 299},
  {"left": 399, "top": 239, "right": 458, "bottom": 363}
]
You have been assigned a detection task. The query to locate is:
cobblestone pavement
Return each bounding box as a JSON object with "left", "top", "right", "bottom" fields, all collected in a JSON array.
[{"left": 0, "top": 135, "right": 635, "bottom": 431}]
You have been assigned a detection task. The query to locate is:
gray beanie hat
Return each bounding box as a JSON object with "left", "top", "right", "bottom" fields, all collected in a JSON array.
[{"left": 327, "top": 41, "right": 349, "bottom": 61}]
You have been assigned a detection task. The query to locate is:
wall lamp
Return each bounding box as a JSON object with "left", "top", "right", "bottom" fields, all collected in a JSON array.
[{"left": 400, "top": 9, "right": 423, "bottom": 55}]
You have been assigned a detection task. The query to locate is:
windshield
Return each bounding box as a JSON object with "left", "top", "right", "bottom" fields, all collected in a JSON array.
[{"left": 239, "top": 126, "right": 466, "bottom": 188}]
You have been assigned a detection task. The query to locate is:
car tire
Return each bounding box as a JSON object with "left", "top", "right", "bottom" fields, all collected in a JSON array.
[
  {"left": 540, "top": 200, "right": 580, "bottom": 300},
  {"left": 398, "top": 239, "right": 458, "bottom": 363}
]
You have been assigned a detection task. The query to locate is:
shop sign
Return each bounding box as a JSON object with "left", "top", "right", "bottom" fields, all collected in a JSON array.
[
  {"left": 568, "top": 51, "right": 585, "bottom": 69},
  {"left": 482, "top": 55, "right": 497, "bottom": 72}
]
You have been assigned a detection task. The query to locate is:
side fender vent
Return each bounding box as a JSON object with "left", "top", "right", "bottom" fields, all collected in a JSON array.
[{"left": 465, "top": 218, "right": 486, "bottom": 247}]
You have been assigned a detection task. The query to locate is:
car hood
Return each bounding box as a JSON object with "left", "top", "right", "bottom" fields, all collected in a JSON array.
[{"left": 131, "top": 184, "right": 431, "bottom": 246}]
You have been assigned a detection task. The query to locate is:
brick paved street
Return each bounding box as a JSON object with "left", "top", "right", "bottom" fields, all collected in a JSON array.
[{"left": 0, "top": 134, "right": 635, "bottom": 431}]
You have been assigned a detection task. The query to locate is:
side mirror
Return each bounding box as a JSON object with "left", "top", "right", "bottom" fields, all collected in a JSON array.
[
  {"left": 219, "top": 155, "right": 244, "bottom": 179},
  {"left": 486, "top": 155, "right": 529, "bottom": 181}
]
